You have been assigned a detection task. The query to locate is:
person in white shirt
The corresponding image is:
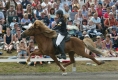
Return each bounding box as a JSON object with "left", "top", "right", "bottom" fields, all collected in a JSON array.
[
  {"left": 10, "top": 17, "right": 18, "bottom": 30},
  {"left": 87, "top": 20, "right": 102, "bottom": 36},
  {"left": 63, "top": 5, "right": 71, "bottom": 18},
  {"left": 90, "top": 13, "right": 102, "bottom": 30}
]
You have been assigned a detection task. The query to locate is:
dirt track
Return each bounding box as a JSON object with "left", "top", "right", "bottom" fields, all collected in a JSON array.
[{"left": 0, "top": 72, "right": 118, "bottom": 80}]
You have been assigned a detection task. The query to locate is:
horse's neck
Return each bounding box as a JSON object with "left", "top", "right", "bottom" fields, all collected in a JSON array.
[{"left": 34, "top": 35, "right": 51, "bottom": 53}]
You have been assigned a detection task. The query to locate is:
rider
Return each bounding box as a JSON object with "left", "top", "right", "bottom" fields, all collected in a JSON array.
[{"left": 54, "top": 10, "right": 68, "bottom": 59}]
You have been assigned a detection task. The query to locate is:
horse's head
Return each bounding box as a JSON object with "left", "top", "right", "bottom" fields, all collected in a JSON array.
[
  {"left": 22, "top": 20, "right": 57, "bottom": 38},
  {"left": 21, "top": 20, "right": 43, "bottom": 38}
]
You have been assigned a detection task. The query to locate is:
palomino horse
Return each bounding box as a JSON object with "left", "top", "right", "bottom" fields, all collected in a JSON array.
[{"left": 21, "top": 20, "right": 104, "bottom": 73}]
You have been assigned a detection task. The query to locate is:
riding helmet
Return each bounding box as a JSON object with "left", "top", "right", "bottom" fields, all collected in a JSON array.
[{"left": 56, "top": 10, "right": 63, "bottom": 16}]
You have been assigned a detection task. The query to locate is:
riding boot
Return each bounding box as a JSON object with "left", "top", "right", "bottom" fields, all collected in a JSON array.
[{"left": 58, "top": 45, "right": 66, "bottom": 59}]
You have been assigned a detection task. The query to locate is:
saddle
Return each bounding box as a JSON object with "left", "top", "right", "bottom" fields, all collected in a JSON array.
[{"left": 52, "top": 35, "right": 70, "bottom": 55}]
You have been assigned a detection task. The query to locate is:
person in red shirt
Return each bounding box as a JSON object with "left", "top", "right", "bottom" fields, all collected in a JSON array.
[
  {"left": 104, "top": 12, "right": 118, "bottom": 33},
  {"left": 103, "top": 7, "right": 111, "bottom": 19},
  {"left": 32, "top": 0, "right": 40, "bottom": 9},
  {"left": 96, "top": 3, "right": 103, "bottom": 18}
]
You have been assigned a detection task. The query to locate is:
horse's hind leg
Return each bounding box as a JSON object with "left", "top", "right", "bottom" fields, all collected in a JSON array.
[
  {"left": 63, "top": 51, "right": 75, "bottom": 67},
  {"left": 75, "top": 48, "right": 104, "bottom": 65},
  {"left": 49, "top": 54, "right": 66, "bottom": 72}
]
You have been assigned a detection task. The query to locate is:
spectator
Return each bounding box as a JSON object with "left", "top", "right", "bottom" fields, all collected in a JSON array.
[
  {"left": 103, "top": 0, "right": 111, "bottom": 8},
  {"left": 4, "top": 27, "right": 13, "bottom": 53},
  {"left": 87, "top": 20, "right": 102, "bottom": 37},
  {"left": 10, "top": 17, "right": 18, "bottom": 30},
  {"left": 104, "top": 12, "right": 118, "bottom": 33},
  {"left": 27, "top": 39, "right": 35, "bottom": 56},
  {"left": 63, "top": 5, "right": 71, "bottom": 19},
  {"left": 16, "top": 4, "right": 23, "bottom": 19},
  {"left": 40, "top": 12, "right": 50, "bottom": 26},
  {"left": 25, "top": 4, "right": 33, "bottom": 21},
  {"left": 6, "top": 5, "right": 17, "bottom": 24},
  {"left": 67, "top": 20, "right": 79, "bottom": 36},
  {"left": 94, "top": 36, "right": 104, "bottom": 50},
  {"left": 51, "top": 16, "right": 58, "bottom": 28},
  {"left": 21, "top": 13, "right": 31, "bottom": 25},
  {"left": 5, "top": 0, "right": 17, "bottom": 10},
  {"left": 56, "top": 0, "right": 64, "bottom": 10},
  {"left": 103, "top": 7, "right": 111, "bottom": 19},
  {"left": 88, "top": 4, "right": 96, "bottom": 17},
  {"left": 72, "top": 0, "right": 80, "bottom": 9},
  {"left": 41, "top": 0, "right": 51, "bottom": 10},
  {"left": 21, "top": 0, "right": 31, "bottom": 11},
  {"left": 81, "top": 19, "right": 89, "bottom": 32},
  {"left": 96, "top": 3, "right": 103, "bottom": 18},
  {"left": 78, "top": 0, "right": 88, "bottom": 8},
  {"left": 17, "top": 40, "right": 27, "bottom": 59},
  {"left": 81, "top": 5, "right": 88, "bottom": 19},
  {"left": 34, "top": 4, "right": 43, "bottom": 20},
  {"left": 103, "top": 34, "right": 115, "bottom": 57},
  {"left": 49, "top": 8, "right": 55, "bottom": 22},
  {"left": 66, "top": 0, "right": 72, "bottom": 10},
  {"left": 74, "top": 9, "right": 83, "bottom": 27},
  {"left": 32, "top": 0, "right": 40, "bottom": 9},
  {"left": 110, "top": 28, "right": 118, "bottom": 48},
  {"left": 11, "top": 22, "right": 19, "bottom": 35},
  {"left": 90, "top": 13, "right": 102, "bottom": 31},
  {"left": 109, "top": 0, "right": 117, "bottom": 7},
  {"left": 0, "top": 0, "right": 4, "bottom": 11},
  {"left": 14, "top": 27, "right": 23, "bottom": 42},
  {"left": 0, "top": 11, "right": 5, "bottom": 25},
  {"left": 111, "top": 5, "right": 116, "bottom": 18},
  {"left": 72, "top": 5, "right": 79, "bottom": 12}
]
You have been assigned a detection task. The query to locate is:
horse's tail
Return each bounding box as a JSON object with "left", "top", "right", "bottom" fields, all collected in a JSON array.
[{"left": 83, "top": 38, "right": 107, "bottom": 57}]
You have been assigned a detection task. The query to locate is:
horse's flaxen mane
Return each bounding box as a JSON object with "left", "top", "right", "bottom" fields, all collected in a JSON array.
[{"left": 34, "top": 20, "right": 57, "bottom": 38}]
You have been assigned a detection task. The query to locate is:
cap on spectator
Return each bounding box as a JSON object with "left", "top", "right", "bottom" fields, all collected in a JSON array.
[
  {"left": 12, "top": 17, "right": 16, "bottom": 21},
  {"left": 96, "top": 36, "right": 101, "bottom": 39}
]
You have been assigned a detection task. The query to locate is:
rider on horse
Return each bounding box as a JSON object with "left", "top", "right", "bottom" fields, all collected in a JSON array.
[{"left": 53, "top": 10, "right": 68, "bottom": 59}]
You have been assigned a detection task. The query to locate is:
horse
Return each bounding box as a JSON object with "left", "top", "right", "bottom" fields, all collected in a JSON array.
[{"left": 21, "top": 20, "right": 105, "bottom": 74}]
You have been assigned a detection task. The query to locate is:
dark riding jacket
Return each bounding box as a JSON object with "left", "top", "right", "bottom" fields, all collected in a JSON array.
[{"left": 53, "top": 18, "right": 68, "bottom": 36}]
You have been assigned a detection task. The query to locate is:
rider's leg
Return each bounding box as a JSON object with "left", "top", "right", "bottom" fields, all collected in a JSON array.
[{"left": 56, "top": 33, "right": 66, "bottom": 59}]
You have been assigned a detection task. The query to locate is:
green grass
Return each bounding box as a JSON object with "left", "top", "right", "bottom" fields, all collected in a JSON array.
[{"left": 0, "top": 50, "right": 118, "bottom": 74}]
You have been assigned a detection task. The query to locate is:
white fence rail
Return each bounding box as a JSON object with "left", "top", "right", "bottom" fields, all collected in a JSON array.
[{"left": 0, "top": 57, "right": 118, "bottom": 62}]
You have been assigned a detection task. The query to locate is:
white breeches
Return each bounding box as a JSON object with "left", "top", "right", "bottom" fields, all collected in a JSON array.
[{"left": 56, "top": 33, "right": 65, "bottom": 46}]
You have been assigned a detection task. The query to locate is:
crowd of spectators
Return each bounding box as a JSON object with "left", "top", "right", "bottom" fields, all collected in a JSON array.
[{"left": 0, "top": 0, "right": 118, "bottom": 63}]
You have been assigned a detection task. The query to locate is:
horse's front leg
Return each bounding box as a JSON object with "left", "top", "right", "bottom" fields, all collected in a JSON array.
[
  {"left": 49, "top": 54, "right": 66, "bottom": 72},
  {"left": 27, "top": 50, "right": 40, "bottom": 63}
]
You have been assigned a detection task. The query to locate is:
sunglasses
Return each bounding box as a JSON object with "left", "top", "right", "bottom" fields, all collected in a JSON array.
[{"left": 97, "top": 38, "right": 100, "bottom": 39}]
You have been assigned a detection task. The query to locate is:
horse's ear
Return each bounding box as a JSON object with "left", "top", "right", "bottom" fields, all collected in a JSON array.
[{"left": 33, "top": 22, "right": 38, "bottom": 28}]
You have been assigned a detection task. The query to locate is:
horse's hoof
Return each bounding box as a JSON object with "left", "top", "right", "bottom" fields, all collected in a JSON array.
[
  {"left": 58, "top": 67, "right": 66, "bottom": 71},
  {"left": 99, "top": 61, "right": 105, "bottom": 65},
  {"left": 27, "top": 62, "right": 31, "bottom": 65},
  {"left": 62, "top": 72, "right": 67, "bottom": 76}
]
